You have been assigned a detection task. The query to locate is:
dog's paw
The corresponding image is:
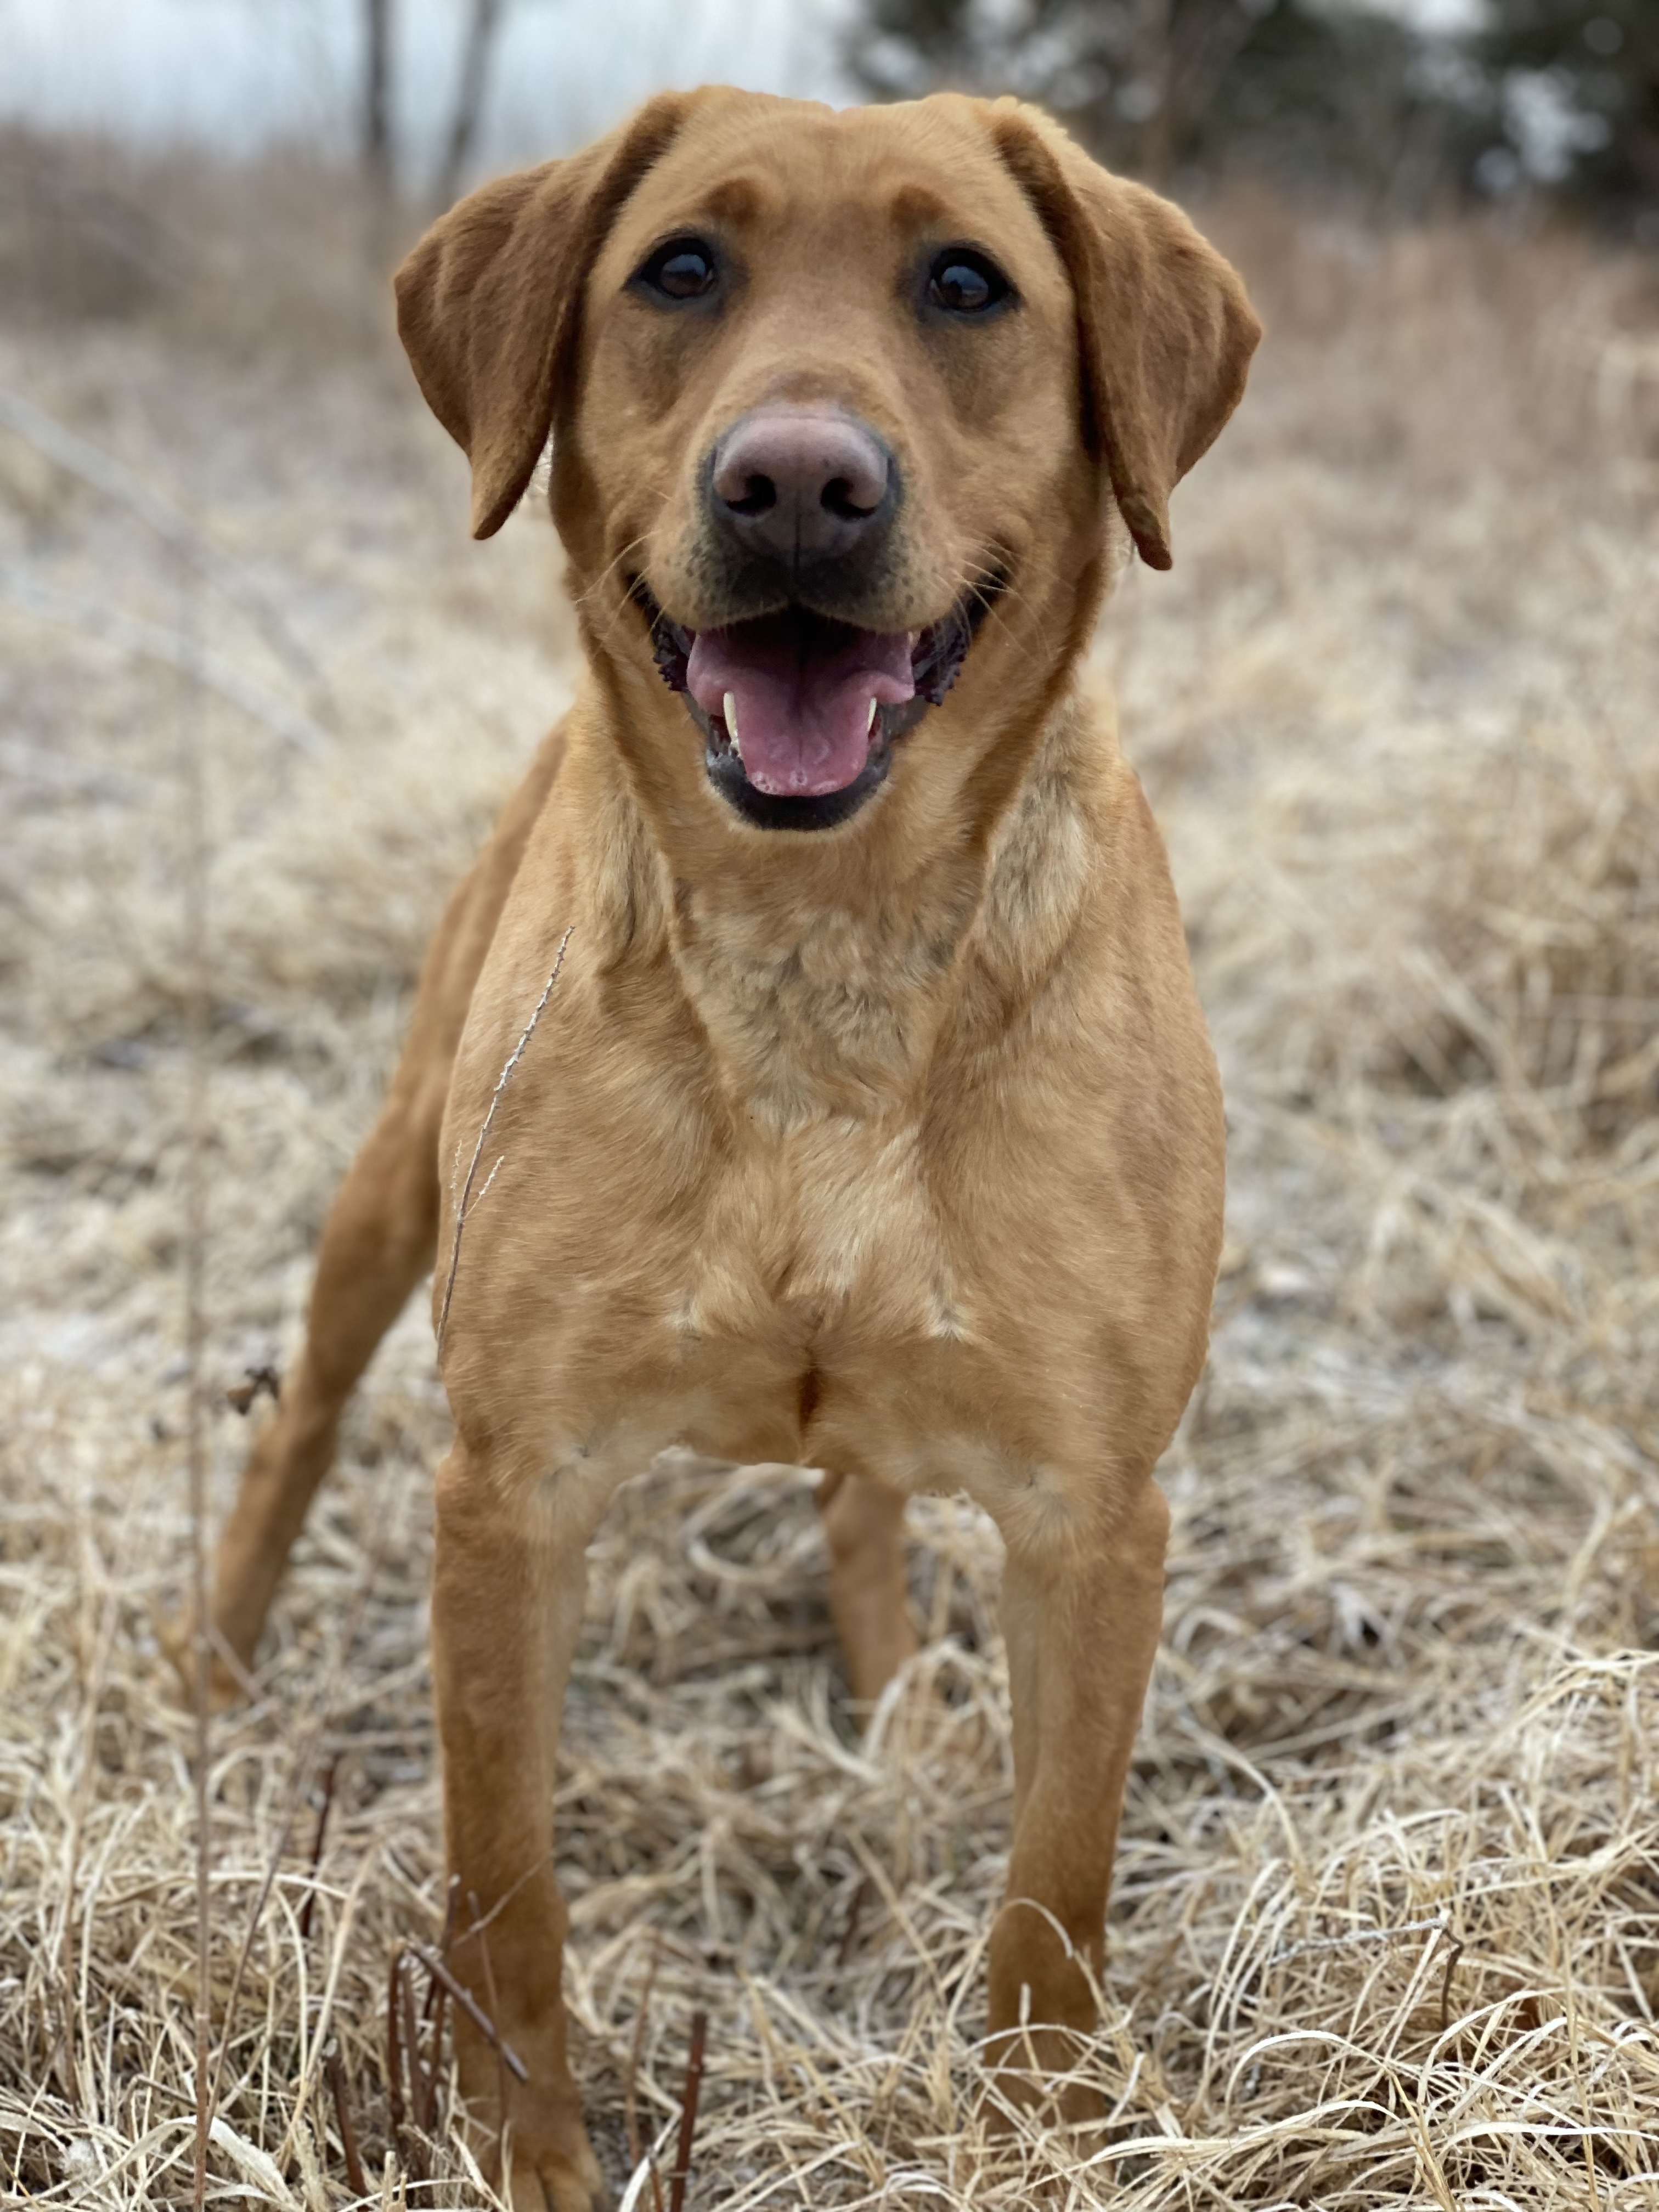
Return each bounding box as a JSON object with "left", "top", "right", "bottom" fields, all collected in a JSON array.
[
  {"left": 156, "top": 1610, "right": 249, "bottom": 1712},
  {"left": 461, "top": 2071, "right": 607, "bottom": 2212},
  {"left": 979, "top": 2021, "right": 1107, "bottom": 2138},
  {"left": 499, "top": 2129, "right": 610, "bottom": 2212}
]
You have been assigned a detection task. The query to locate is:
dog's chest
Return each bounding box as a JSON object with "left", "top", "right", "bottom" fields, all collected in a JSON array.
[
  {"left": 673, "top": 1108, "right": 963, "bottom": 1354},
  {"left": 654, "top": 887, "right": 977, "bottom": 1354}
]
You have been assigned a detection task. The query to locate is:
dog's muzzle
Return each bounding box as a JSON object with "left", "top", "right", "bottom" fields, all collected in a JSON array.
[{"left": 630, "top": 404, "right": 999, "bottom": 830}]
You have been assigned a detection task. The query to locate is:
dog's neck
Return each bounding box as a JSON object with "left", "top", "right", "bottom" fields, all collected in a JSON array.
[
  {"left": 668, "top": 834, "right": 988, "bottom": 1128},
  {"left": 579, "top": 665, "right": 1103, "bottom": 1131}
]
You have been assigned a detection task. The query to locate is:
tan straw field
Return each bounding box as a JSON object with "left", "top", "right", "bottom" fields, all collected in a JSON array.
[{"left": 2, "top": 144, "right": 1658, "bottom": 2208}]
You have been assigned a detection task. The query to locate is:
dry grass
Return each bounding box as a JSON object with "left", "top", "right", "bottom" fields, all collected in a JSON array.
[{"left": 2, "top": 145, "right": 1658, "bottom": 2210}]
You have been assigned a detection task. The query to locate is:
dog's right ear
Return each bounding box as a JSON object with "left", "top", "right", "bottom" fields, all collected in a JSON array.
[{"left": 394, "top": 93, "right": 692, "bottom": 540}]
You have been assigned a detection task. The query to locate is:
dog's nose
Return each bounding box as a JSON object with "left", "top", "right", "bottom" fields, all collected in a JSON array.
[{"left": 710, "top": 406, "right": 894, "bottom": 564}]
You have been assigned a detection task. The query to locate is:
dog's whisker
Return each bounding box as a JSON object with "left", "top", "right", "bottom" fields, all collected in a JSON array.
[
  {"left": 573, "top": 517, "right": 665, "bottom": 618},
  {"left": 573, "top": 492, "right": 677, "bottom": 647}
]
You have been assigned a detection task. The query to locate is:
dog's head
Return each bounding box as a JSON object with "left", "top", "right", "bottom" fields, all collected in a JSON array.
[{"left": 397, "top": 91, "right": 1259, "bottom": 834}]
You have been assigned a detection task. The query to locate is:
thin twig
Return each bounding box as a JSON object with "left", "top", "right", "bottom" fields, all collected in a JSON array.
[
  {"left": 408, "top": 1945, "right": 528, "bottom": 2081},
  {"left": 836, "top": 1878, "right": 870, "bottom": 1970},
  {"left": 667, "top": 2011, "right": 708, "bottom": 2212},
  {"left": 469, "top": 1892, "right": 510, "bottom": 2185},
  {"left": 0, "top": 571, "right": 328, "bottom": 754},
  {"left": 435, "top": 928, "right": 572, "bottom": 1353},
  {"left": 414, "top": 1880, "right": 461, "bottom": 2169},
  {"left": 399, "top": 1951, "right": 430, "bottom": 2182},
  {"left": 409, "top": 1957, "right": 436, "bottom": 2139},
  {"left": 424, "top": 1876, "right": 460, "bottom": 2022},
  {"left": 0, "top": 385, "right": 334, "bottom": 718},
  {"left": 297, "top": 1754, "right": 340, "bottom": 1944},
  {"left": 205, "top": 1504, "right": 394, "bottom": 2123},
  {"left": 1438, "top": 1933, "right": 1466, "bottom": 2033},
  {"left": 624, "top": 1931, "right": 664, "bottom": 2177},
  {"left": 1269, "top": 1915, "right": 1449, "bottom": 1967},
  {"left": 425, "top": 1990, "right": 448, "bottom": 2155},
  {"left": 274, "top": 1852, "right": 375, "bottom": 2179},
  {"left": 385, "top": 1952, "right": 407, "bottom": 2146},
  {"left": 324, "top": 2042, "right": 368, "bottom": 2200},
  {"left": 178, "top": 522, "right": 212, "bottom": 2212}
]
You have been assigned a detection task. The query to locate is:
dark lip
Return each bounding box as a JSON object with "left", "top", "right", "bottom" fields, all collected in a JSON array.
[{"left": 627, "top": 577, "right": 1005, "bottom": 833}]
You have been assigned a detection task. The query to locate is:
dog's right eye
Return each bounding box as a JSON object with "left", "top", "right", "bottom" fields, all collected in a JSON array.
[{"left": 636, "top": 238, "right": 719, "bottom": 302}]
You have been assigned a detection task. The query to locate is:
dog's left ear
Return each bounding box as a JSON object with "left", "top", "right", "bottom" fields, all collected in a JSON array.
[
  {"left": 986, "top": 102, "right": 1261, "bottom": 571},
  {"left": 395, "top": 92, "right": 692, "bottom": 539}
]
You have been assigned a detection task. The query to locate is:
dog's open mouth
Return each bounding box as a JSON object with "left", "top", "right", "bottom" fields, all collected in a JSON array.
[
  {"left": 690, "top": 615, "right": 917, "bottom": 799},
  {"left": 635, "top": 588, "right": 994, "bottom": 830}
]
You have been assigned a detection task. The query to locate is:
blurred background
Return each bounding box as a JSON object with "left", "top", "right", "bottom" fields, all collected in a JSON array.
[
  {"left": 3, "top": 6, "right": 1658, "bottom": 2210},
  {"left": 2, "top": 0, "right": 1656, "bottom": 227}
]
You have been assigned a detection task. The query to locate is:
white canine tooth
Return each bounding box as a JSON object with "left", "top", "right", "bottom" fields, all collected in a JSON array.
[
  {"left": 723, "top": 691, "right": 740, "bottom": 750},
  {"left": 866, "top": 697, "right": 878, "bottom": 732}
]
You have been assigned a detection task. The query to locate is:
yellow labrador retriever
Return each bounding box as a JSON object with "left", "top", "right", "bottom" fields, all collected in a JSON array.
[{"left": 207, "top": 87, "right": 1258, "bottom": 2207}]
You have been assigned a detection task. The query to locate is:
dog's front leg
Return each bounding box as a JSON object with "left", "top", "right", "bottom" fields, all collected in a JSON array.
[
  {"left": 432, "top": 1441, "right": 607, "bottom": 2212},
  {"left": 983, "top": 1474, "right": 1170, "bottom": 2124}
]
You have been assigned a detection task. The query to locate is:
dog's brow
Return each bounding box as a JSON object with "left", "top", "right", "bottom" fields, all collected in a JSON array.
[
  {"left": 701, "top": 173, "right": 771, "bottom": 226},
  {"left": 888, "top": 183, "right": 951, "bottom": 230}
]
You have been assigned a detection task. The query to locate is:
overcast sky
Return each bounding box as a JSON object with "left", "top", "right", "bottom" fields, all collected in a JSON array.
[
  {"left": 0, "top": 0, "right": 859, "bottom": 172},
  {"left": 0, "top": 0, "right": 1489, "bottom": 179}
]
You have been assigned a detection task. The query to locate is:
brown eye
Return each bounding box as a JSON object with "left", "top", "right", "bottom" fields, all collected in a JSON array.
[
  {"left": 638, "top": 238, "right": 718, "bottom": 301},
  {"left": 927, "top": 249, "right": 1009, "bottom": 315}
]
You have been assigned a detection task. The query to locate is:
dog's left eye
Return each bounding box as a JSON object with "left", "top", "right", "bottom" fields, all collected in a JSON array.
[
  {"left": 927, "top": 250, "right": 1010, "bottom": 315},
  {"left": 637, "top": 238, "right": 719, "bottom": 301}
]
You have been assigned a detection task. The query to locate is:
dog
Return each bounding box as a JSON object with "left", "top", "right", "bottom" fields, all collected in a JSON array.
[{"left": 204, "top": 86, "right": 1258, "bottom": 2208}]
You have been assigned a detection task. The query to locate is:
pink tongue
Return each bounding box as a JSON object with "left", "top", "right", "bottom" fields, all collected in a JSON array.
[{"left": 687, "top": 614, "right": 916, "bottom": 797}]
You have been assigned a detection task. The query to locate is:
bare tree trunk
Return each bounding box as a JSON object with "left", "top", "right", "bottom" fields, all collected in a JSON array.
[
  {"left": 436, "top": 0, "right": 506, "bottom": 210},
  {"left": 1132, "top": 0, "right": 1178, "bottom": 185},
  {"left": 1147, "top": 0, "right": 1262, "bottom": 186},
  {"left": 363, "top": 0, "right": 393, "bottom": 185}
]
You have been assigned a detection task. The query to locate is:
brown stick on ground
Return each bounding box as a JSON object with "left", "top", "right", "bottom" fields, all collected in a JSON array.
[
  {"left": 385, "top": 1951, "right": 406, "bottom": 2147},
  {"left": 323, "top": 2041, "right": 369, "bottom": 2200},
  {"left": 1438, "top": 1932, "right": 1466, "bottom": 2033},
  {"left": 399, "top": 1953, "right": 430, "bottom": 2181},
  {"left": 408, "top": 1944, "right": 529, "bottom": 2081},
  {"left": 667, "top": 2011, "right": 709, "bottom": 2212},
  {"left": 421, "top": 1877, "right": 460, "bottom": 2141},
  {"left": 836, "top": 1877, "right": 870, "bottom": 1970},
  {"left": 425, "top": 1876, "right": 461, "bottom": 2021},
  {"left": 624, "top": 1932, "right": 667, "bottom": 2212},
  {"left": 296, "top": 1753, "right": 339, "bottom": 1944},
  {"left": 410, "top": 1957, "right": 438, "bottom": 2138}
]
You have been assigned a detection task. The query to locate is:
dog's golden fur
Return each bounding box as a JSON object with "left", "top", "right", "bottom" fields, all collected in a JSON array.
[{"left": 205, "top": 87, "right": 1259, "bottom": 2208}]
